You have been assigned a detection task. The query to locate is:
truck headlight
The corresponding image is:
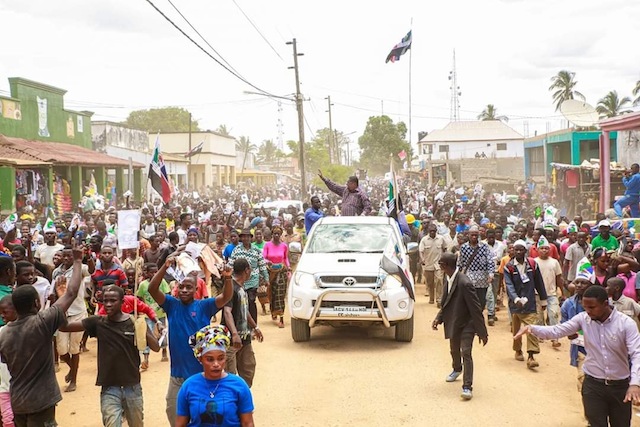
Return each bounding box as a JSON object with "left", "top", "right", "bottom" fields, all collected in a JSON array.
[
  {"left": 294, "top": 271, "right": 317, "bottom": 288},
  {"left": 383, "top": 274, "right": 403, "bottom": 289}
]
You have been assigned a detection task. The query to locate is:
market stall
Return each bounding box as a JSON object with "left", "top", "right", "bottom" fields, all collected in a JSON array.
[{"left": 550, "top": 160, "right": 626, "bottom": 218}]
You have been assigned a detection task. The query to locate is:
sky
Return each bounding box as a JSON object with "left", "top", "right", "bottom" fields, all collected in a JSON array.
[{"left": 1, "top": 0, "right": 639, "bottom": 160}]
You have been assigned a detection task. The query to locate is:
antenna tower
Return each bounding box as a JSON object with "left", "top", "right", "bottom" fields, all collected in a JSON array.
[
  {"left": 276, "top": 101, "right": 284, "bottom": 150},
  {"left": 448, "top": 49, "right": 461, "bottom": 121}
]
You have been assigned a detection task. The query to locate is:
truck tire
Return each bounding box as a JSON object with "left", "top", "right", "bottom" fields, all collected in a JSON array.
[
  {"left": 395, "top": 315, "right": 414, "bottom": 342},
  {"left": 291, "top": 318, "right": 311, "bottom": 342}
]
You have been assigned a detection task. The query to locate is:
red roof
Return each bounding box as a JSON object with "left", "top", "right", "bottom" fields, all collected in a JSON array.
[{"left": 0, "top": 134, "right": 144, "bottom": 168}]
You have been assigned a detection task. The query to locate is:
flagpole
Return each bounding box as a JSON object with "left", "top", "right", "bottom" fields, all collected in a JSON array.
[{"left": 408, "top": 18, "right": 413, "bottom": 166}]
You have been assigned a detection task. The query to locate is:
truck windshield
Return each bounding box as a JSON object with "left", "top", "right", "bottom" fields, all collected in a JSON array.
[{"left": 306, "top": 224, "right": 393, "bottom": 254}]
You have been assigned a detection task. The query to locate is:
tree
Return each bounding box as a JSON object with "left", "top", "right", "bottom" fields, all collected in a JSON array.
[
  {"left": 358, "top": 116, "right": 411, "bottom": 175},
  {"left": 236, "top": 136, "right": 257, "bottom": 174},
  {"left": 596, "top": 91, "right": 632, "bottom": 119},
  {"left": 477, "top": 104, "right": 508, "bottom": 122},
  {"left": 257, "top": 139, "right": 277, "bottom": 163},
  {"left": 549, "top": 70, "right": 586, "bottom": 111},
  {"left": 215, "top": 124, "right": 232, "bottom": 137},
  {"left": 286, "top": 140, "right": 299, "bottom": 158},
  {"left": 633, "top": 80, "right": 640, "bottom": 106},
  {"left": 124, "top": 107, "right": 200, "bottom": 132}
]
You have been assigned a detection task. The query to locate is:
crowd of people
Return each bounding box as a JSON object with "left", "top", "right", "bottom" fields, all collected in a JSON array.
[{"left": 0, "top": 170, "right": 639, "bottom": 426}]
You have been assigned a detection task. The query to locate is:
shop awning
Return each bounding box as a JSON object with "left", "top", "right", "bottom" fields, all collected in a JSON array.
[
  {"left": 0, "top": 134, "right": 145, "bottom": 168},
  {"left": 0, "top": 157, "right": 52, "bottom": 167}
]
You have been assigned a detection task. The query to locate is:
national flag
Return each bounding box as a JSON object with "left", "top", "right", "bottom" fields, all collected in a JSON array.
[
  {"left": 87, "top": 173, "right": 98, "bottom": 196},
  {"left": 185, "top": 141, "right": 204, "bottom": 158},
  {"left": 398, "top": 149, "right": 407, "bottom": 161},
  {"left": 385, "top": 30, "right": 412, "bottom": 63},
  {"left": 381, "top": 240, "right": 415, "bottom": 300},
  {"left": 148, "top": 135, "right": 172, "bottom": 204},
  {"left": 387, "top": 160, "right": 410, "bottom": 236}
]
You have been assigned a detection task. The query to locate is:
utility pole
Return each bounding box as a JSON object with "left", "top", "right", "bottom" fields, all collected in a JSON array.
[
  {"left": 287, "top": 38, "right": 307, "bottom": 200},
  {"left": 325, "top": 95, "right": 334, "bottom": 163},
  {"left": 188, "top": 112, "right": 192, "bottom": 189}
]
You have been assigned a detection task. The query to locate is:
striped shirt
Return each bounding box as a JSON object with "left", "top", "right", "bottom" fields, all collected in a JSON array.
[
  {"left": 91, "top": 265, "right": 129, "bottom": 302},
  {"left": 322, "top": 177, "right": 372, "bottom": 216}
]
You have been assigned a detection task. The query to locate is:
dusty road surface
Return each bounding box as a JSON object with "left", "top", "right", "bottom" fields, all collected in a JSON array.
[{"left": 56, "top": 292, "right": 639, "bottom": 426}]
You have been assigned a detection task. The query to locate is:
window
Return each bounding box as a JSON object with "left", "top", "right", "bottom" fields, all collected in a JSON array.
[
  {"left": 439, "top": 145, "right": 449, "bottom": 153},
  {"left": 529, "top": 147, "right": 545, "bottom": 176},
  {"left": 497, "top": 143, "right": 507, "bottom": 151},
  {"left": 421, "top": 144, "right": 433, "bottom": 155}
]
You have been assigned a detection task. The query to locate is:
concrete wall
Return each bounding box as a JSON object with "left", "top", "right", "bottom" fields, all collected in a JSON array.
[
  {"left": 92, "top": 122, "right": 149, "bottom": 153},
  {"left": 616, "top": 130, "right": 640, "bottom": 167},
  {"left": 446, "top": 157, "right": 525, "bottom": 184}
]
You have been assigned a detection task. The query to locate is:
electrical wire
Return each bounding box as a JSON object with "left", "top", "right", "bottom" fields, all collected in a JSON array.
[
  {"left": 143, "top": 0, "right": 278, "bottom": 98},
  {"left": 230, "top": 0, "right": 284, "bottom": 61},
  {"left": 166, "top": 0, "right": 246, "bottom": 79}
]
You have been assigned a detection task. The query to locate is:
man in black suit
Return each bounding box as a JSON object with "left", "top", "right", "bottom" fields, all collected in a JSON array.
[{"left": 432, "top": 253, "right": 488, "bottom": 400}]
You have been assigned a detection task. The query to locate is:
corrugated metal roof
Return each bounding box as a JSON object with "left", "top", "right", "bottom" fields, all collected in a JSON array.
[
  {"left": 419, "top": 121, "right": 524, "bottom": 143},
  {"left": 0, "top": 135, "right": 144, "bottom": 168}
]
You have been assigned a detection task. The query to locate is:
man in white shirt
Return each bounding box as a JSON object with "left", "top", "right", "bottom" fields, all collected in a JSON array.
[
  {"left": 534, "top": 235, "right": 563, "bottom": 347},
  {"left": 607, "top": 277, "right": 640, "bottom": 330},
  {"left": 419, "top": 224, "right": 447, "bottom": 306},
  {"left": 34, "top": 226, "right": 64, "bottom": 268},
  {"left": 15, "top": 261, "right": 53, "bottom": 311}
]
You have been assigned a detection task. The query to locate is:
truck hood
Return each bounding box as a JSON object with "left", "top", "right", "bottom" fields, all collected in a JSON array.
[{"left": 296, "top": 252, "right": 384, "bottom": 275}]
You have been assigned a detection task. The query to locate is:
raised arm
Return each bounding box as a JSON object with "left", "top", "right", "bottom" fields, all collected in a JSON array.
[
  {"left": 53, "top": 245, "right": 84, "bottom": 314},
  {"left": 215, "top": 265, "right": 234, "bottom": 309},
  {"left": 149, "top": 257, "right": 173, "bottom": 306}
]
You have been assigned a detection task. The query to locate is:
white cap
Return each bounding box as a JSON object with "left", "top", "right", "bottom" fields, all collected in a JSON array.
[
  {"left": 513, "top": 239, "right": 527, "bottom": 248},
  {"left": 598, "top": 220, "right": 611, "bottom": 228}
]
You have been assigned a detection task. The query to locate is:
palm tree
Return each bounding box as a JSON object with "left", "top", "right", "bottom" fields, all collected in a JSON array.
[
  {"left": 257, "top": 139, "right": 277, "bottom": 163},
  {"left": 549, "top": 70, "right": 586, "bottom": 111},
  {"left": 633, "top": 80, "right": 640, "bottom": 106},
  {"left": 236, "top": 136, "right": 257, "bottom": 174},
  {"left": 477, "top": 104, "right": 508, "bottom": 122},
  {"left": 215, "top": 124, "right": 232, "bottom": 137},
  {"left": 596, "top": 91, "right": 632, "bottom": 119}
]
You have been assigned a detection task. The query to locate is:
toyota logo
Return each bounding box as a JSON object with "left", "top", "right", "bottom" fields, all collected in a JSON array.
[{"left": 342, "top": 277, "right": 357, "bottom": 286}]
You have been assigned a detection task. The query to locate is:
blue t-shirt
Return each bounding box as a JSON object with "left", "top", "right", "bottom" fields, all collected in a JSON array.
[
  {"left": 160, "top": 295, "right": 221, "bottom": 379},
  {"left": 177, "top": 373, "right": 254, "bottom": 427}
]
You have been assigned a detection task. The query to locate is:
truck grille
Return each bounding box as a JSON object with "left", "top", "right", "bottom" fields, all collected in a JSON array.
[
  {"left": 313, "top": 300, "right": 388, "bottom": 308},
  {"left": 318, "top": 275, "right": 379, "bottom": 286}
]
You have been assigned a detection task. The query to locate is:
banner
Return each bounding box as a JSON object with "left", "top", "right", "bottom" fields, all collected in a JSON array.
[{"left": 117, "top": 210, "right": 141, "bottom": 250}]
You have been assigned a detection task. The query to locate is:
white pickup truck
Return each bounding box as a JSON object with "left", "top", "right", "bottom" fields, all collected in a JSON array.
[{"left": 288, "top": 216, "right": 416, "bottom": 342}]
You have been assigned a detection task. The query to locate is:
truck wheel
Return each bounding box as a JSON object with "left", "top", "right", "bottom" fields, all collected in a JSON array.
[
  {"left": 395, "top": 315, "right": 414, "bottom": 342},
  {"left": 291, "top": 318, "right": 311, "bottom": 342}
]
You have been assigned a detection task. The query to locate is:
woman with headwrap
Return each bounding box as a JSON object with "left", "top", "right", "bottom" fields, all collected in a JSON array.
[
  {"left": 176, "top": 325, "right": 255, "bottom": 427},
  {"left": 263, "top": 225, "right": 290, "bottom": 328}
]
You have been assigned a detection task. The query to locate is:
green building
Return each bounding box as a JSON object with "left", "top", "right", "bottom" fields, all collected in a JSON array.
[{"left": 0, "top": 77, "right": 143, "bottom": 214}]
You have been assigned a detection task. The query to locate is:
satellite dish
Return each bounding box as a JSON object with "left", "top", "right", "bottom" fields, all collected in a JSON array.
[{"left": 560, "top": 99, "right": 599, "bottom": 127}]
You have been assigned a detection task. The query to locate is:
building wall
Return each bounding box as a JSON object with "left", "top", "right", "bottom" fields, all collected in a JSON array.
[
  {"left": 0, "top": 78, "right": 92, "bottom": 148},
  {"left": 617, "top": 130, "right": 640, "bottom": 167},
  {"left": 444, "top": 157, "right": 525, "bottom": 184},
  {"left": 92, "top": 121, "right": 149, "bottom": 153},
  {"left": 419, "top": 138, "right": 523, "bottom": 161}
]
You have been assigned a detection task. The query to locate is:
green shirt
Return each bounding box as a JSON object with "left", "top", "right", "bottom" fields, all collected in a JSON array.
[
  {"left": 0, "top": 285, "right": 13, "bottom": 326},
  {"left": 137, "top": 279, "right": 170, "bottom": 319},
  {"left": 590, "top": 234, "right": 619, "bottom": 251},
  {"left": 252, "top": 241, "right": 265, "bottom": 251}
]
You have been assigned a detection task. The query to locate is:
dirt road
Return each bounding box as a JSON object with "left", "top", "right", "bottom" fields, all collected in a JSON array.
[{"left": 56, "top": 293, "right": 636, "bottom": 426}]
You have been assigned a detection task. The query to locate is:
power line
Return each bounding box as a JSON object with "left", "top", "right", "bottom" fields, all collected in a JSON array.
[
  {"left": 166, "top": 0, "right": 245, "bottom": 79},
  {"left": 143, "top": 0, "right": 278, "bottom": 98},
  {"left": 230, "top": 0, "right": 284, "bottom": 61}
]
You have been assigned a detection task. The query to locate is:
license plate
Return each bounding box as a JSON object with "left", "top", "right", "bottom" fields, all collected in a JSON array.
[{"left": 333, "top": 305, "right": 369, "bottom": 312}]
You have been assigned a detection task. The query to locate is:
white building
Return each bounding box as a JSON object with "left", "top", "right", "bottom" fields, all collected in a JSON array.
[
  {"left": 418, "top": 121, "right": 525, "bottom": 185},
  {"left": 418, "top": 120, "right": 524, "bottom": 161},
  {"left": 155, "top": 131, "right": 237, "bottom": 189}
]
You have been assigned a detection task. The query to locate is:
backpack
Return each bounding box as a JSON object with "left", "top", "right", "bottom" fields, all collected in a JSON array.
[{"left": 505, "top": 257, "right": 536, "bottom": 276}]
